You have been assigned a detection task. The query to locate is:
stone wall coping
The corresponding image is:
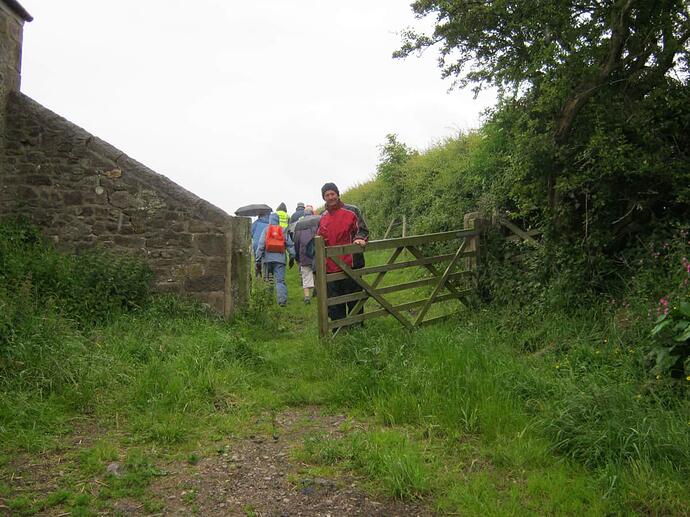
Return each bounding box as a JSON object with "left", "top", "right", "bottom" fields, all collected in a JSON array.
[
  {"left": 1, "top": 0, "right": 32, "bottom": 21},
  {"left": 10, "top": 91, "right": 233, "bottom": 224}
]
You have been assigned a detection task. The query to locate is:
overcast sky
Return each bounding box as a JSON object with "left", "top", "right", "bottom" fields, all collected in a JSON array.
[{"left": 18, "top": 0, "right": 494, "bottom": 215}]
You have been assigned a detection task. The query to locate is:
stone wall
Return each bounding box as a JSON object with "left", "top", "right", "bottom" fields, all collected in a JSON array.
[
  {"left": 1, "top": 91, "right": 250, "bottom": 314},
  {"left": 0, "top": 2, "right": 26, "bottom": 174}
]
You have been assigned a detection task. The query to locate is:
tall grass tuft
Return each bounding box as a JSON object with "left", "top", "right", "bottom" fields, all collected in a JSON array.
[
  {"left": 0, "top": 218, "right": 153, "bottom": 393},
  {"left": 301, "top": 429, "right": 433, "bottom": 500}
]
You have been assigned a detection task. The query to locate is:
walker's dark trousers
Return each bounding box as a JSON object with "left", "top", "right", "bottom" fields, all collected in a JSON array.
[{"left": 327, "top": 277, "right": 364, "bottom": 322}]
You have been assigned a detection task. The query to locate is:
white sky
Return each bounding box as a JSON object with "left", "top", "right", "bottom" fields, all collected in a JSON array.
[{"left": 17, "top": 0, "right": 494, "bottom": 215}]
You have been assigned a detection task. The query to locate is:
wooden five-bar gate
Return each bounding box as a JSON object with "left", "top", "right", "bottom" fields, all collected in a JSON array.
[{"left": 314, "top": 219, "right": 483, "bottom": 338}]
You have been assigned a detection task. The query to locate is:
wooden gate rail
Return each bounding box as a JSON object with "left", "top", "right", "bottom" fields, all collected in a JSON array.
[
  {"left": 315, "top": 228, "right": 481, "bottom": 337},
  {"left": 498, "top": 217, "right": 542, "bottom": 247},
  {"left": 325, "top": 252, "right": 458, "bottom": 281},
  {"left": 327, "top": 271, "right": 473, "bottom": 305}
]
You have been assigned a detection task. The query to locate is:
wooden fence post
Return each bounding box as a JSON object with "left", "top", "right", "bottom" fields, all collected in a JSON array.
[
  {"left": 402, "top": 215, "right": 407, "bottom": 237},
  {"left": 463, "top": 212, "right": 488, "bottom": 302},
  {"left": 383, "top": 217, "right": 396, "bottom": 240},
  {"left": 314, "top": 236, "right": 329, "bottom": 338},
  {"left": 225, "top": 217, "right": 251, "bottom": 318},
  {"left": 463, "top": 211, "right": 488, "bottom": 269}
]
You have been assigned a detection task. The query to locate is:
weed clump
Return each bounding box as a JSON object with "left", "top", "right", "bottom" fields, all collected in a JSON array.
[{"left": 0, "top": 218, "right": 152, "bottom": 393}]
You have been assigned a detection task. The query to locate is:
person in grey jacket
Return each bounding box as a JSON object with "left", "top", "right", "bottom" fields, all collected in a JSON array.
[
  {"left": 255, "top": 212, "right": 296, "bottom": 307},
  {"left": 293, "top": 206, "right": 318, "bottom": 304},
  {"left": 289, "top": 202, "right": 306, "bottom": 224}
]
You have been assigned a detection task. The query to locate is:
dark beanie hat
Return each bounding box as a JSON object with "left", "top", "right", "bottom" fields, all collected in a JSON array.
[{"left": 321, "top": 182, "right": 339, "bottom": 199}]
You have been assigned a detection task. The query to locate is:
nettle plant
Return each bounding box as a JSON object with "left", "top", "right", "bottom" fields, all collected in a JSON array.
[{"left": 649, "top": 255, "right": 690, "bottom": 379}]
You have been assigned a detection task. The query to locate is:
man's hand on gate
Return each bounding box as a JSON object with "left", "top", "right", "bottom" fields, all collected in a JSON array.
[{"left": 353, "top": 238, "right": 366, "bottom": 247}]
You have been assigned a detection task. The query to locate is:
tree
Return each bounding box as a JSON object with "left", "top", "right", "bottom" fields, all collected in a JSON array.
[
  {"left": 395, "top": 0, "right": 690, "bottom": 211},
  {"left": 375, "top": 134, "right": 416, "bottom": 216}
]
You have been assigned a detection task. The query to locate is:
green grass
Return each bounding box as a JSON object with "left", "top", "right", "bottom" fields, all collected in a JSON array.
[
  {"left": 1, "top": 228, "right": 689, "bottom": 515},
  {"left": 299, "top": 428, "right": 433, "bottom": 500}
]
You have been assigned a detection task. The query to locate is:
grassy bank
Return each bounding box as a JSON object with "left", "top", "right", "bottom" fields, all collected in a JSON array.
[{"left": 1, "top": 223, "right": 689, "bottom": 515}]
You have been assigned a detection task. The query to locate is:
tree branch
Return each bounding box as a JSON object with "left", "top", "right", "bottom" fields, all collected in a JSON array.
[{"left": 554, "top": 0, "right": 634, "bottom": 143}]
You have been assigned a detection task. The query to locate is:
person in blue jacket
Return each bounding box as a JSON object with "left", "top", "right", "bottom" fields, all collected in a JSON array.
[
  {"left": 255, "top": 212, "right": 296, "bottom": 306},
  {"left": 251, "top": 212, "right": 270, "bottom": 277}
]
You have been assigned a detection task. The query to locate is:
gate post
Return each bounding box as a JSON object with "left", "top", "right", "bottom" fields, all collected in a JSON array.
[
  {"left": 314, "top": 236, "right": 329, "bottom": 338},
  {"left": 225, "top": 216, "right": 251, "bottom": 318},
  {"left": 463, "top": 212, "right": 481, "bottom": 271},
  {"left": 463, "top": 211, "right": 488, "bottom": 301}
]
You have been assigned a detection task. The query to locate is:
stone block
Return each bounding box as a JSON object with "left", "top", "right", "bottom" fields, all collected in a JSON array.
[
  {"left": 113, "top": 235, "right": 146, "bottom": 248},
  {"left": 153, "top": 281, "right": 182, "bottom": 294},
  {"left": 87, "top": 137, "right": 123, "bottom": 161},
  {"left": 109, "top": 190, "right": 132, "bottom": 209},
  {"left": 93, "top": 207, "right": 111, "bottom": 218},
  {"left": 188, "top": 218, "right": 214, "bottom": 233},
  {"left": 93, "top": 221, "right": 117, "bottom": 233},
  {"left": 137, "top": 192, "right": 166, "bottom": 213},
  {"left": 19, "top": 162, "right": 39, "bottom": 174},
  {"left": 190, "top": 291, "right": 225, "bottom": 314},
  {"left": 194, "top": 233, "right": 226, "bottom": 257},
  {"left": 196, "top": 202, "right": 231, "bottom": 225},
  {"left": 104, "top": 168, "right": 122, "bottom": 179},
  {"left": 184, "top": 274, "right": 225, "bottom": 292},
  {"left": 153, "top": 249, "right": 186, "bottom": 260},
  {"left": 56, "top": 141, "right": 73, "bottom": 153},
  {"left": 30, "top": 212, "right": 52, "bottom": 226},
  {"left": 63, "top": 191, "right": 83, "bottom": 205},
  {"left": 185, "top": 263, "right": 205, "bottom": 278},
  {"left": 25, "top": 175, "right": 52, "bottom": 186},
  {"left": 16, "top": 186, "right": 38, "bottom": 199},
  {"left": 205, "top": 259, "right": 227, "bottom": 275}
]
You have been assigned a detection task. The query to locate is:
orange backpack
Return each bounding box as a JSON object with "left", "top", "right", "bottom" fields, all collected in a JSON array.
[{"left": 265, "top": 225, "right": 286, "bottom": 253}]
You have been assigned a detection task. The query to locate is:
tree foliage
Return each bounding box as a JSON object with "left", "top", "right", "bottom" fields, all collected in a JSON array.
[
  {"left": 396, "top": 0, "right": 690, "bottom": 211},
  {"left": 396, "top": 0, "right": 689, "bottom": 98}
]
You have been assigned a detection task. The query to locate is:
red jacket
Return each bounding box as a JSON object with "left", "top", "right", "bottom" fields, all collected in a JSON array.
[{"left": 317, "top": 203, "right": 363, "bottom": 273}]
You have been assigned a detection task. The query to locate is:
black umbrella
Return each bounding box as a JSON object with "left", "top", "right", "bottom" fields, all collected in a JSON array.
[
  {"left": 234, "top": 203, "right": 272, "bottom": 217},
  {"left": 293, "top": 214, "right": 321, "bottom": 232}
]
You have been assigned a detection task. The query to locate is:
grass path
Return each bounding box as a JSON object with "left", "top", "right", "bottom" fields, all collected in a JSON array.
[{"left": 2, "top": 258, "right": 690, "bottom": 515}]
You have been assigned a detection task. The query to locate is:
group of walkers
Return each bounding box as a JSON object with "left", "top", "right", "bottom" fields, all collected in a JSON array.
[{"left": 251, "top": 183, "right": 369, "bottom": 325}]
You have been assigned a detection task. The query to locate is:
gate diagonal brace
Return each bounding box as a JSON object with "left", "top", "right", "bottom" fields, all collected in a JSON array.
[
  {"left": 347, "top": 246, "right": 404, "bottom": 316},
  {"left": 413, "top": 239, "right": 467, "bottom": 326},
  {"left": 331, "top": 255, "right": 414, "bottom": 330},
  {"left": 406, "top": 244, "right": 473, "bottom": 308}
]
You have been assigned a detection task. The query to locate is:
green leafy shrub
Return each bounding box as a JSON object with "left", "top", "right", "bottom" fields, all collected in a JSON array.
[{"left": 648, "top": 255, "right": 690, "bottom": 379}]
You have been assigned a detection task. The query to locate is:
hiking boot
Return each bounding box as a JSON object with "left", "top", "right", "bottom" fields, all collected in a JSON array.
[{"left": 304, "top": 297, "right": 311, "bottom": 305}]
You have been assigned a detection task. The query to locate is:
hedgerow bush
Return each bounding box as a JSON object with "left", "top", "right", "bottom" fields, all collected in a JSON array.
[{"left": 343, "top": 111, "right": 690, "bottom": 391}]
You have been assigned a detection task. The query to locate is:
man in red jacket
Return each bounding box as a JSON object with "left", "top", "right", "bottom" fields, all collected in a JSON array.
[{"left": 317, "top": 182, "right": 368, "bottom": 324}]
